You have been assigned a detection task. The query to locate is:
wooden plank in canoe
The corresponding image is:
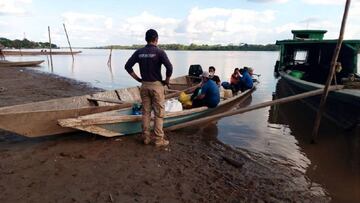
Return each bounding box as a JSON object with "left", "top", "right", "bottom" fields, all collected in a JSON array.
[{"left": 87, "top": 97, "right": 128, "bottom": 105}]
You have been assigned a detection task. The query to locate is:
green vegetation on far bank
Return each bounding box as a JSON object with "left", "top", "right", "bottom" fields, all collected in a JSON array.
[
  {"left": 0, "top": 37, "right": 58, "bottom": 49},
  {"left": 96, "top": 43, "right": 279, "bottom": 51}
]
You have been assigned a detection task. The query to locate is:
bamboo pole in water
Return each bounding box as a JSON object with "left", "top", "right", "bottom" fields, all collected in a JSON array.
[
  {"left": 166, "top": 86, "right": 343, "bottom": 132},
  {"left": 48, "top": 26, "right": 53, "bottom": 70},
  {"left": 63, "top": 23, "right": 74, "bottom": 61},
  {"left": 311, "top": 0, "right": 351, "bottom": 143},
  {"left": 107, "top": 46, "right": 113, "bottom": 67}
]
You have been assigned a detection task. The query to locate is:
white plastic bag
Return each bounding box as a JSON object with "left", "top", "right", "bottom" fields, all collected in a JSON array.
[{"left": 165, "top": 99, "right": 183, "bottom": 112}]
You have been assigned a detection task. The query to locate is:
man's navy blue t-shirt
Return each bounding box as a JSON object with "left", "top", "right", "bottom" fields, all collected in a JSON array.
[
  {"left": 124, "top": 44, "right": 173, "bottom": 82},
  {"left": 201, "top": 79, "right": 220, "bottom": 108}
]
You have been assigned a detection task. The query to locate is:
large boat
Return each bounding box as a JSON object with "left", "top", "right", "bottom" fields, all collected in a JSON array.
[
  {"left": 274, "top": 30, "right": 360, "bottom": 128},
  {"left": 0, "top": 76, "right": 199, "bottom": 137},
  {"left": 58, "top": 82, "right": 258, "bottom": 137},
  {"left": 0, "top": 60, "right": 44, "bottom": 67}
]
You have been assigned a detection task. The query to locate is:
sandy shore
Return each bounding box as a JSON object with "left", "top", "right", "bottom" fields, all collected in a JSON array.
[{"left": 0, "top": 67, "right": 330, "bottom": 202}]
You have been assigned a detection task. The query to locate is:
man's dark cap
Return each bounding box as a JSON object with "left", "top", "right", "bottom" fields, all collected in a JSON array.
[{"left": 145, "top": 29, "right": 158, "bottom": 42}]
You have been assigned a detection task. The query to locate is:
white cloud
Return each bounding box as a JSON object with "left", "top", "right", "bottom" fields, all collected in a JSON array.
[
  {"left": 62, "top": 12, "right": 113, "bottom": 31},
  {"left": 346, "top": 2, "right": 360, "bottom": 39},
  {"left": 248, "top": 0, "right": 288, "bottom": 3},
  {"left": 302, "top": 0, "right": 345, "bottom": 5},
  {"left": 57, "top": 7, "right": 278, "bottom": 46},
  {"left": 274, "top": 17, "right": 360, "bottom": 41},
  {"left": 0, "top": 20, "right": 8, "bottom": 26},
  {"left": 174, "top": 7, "right": 276, "bottom": 44},
  {"left": 349, "top": 1, "right": 360, "bottom": 18},
  {"left": 120, "top": 11, "right": 179, "bottom": 38},
  {"left": 58, "top": 12, "right": 115, "bottom": 46},
  {"left": 0, "top": 0, "right": 32, "bottom": 15}
]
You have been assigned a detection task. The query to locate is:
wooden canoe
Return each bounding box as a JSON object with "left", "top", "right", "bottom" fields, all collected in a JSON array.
[
  {"left": 0, "top": 60, "right": 44, "bottom": 67},
  {"left": 0, "top": 76, "right": 199, "bottom": 137},
  {"left": 2, "top": 50, "right": 82, "bottom": 56},
  {"left": 58, "top": 82, "right": 259, "bottom": 137}
]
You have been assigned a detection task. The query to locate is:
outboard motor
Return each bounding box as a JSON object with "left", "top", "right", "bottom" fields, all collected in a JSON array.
[{"left": 188, "top": 64, "right": 203, "bottom": 83}]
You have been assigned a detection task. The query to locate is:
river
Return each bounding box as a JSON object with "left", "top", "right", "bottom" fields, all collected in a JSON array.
[{"left": 6, "top": 49, "right": 360, "bottom": 202}]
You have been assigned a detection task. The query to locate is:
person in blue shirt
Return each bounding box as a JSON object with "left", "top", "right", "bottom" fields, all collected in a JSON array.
[
  {"left": 237, "top": 68, "right": 253, "bottom": 92},
  {"left": 192, "top": 71, "right": 220, "bottom": 108}
]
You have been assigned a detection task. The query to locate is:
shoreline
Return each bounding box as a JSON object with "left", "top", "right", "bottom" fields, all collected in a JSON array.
[{"left": 0, "top": 67, "right": 329, "bottom": 202}]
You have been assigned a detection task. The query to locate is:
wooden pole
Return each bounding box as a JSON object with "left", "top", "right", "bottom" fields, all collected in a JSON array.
[
  {"left": 166, "top": 86, "right": 343, "bottom": 131},
  {"left": 48, "top": 26, "right": 54, "bottom": 71},
  {"left": 63, "top": 23, "right": 74, "bottom": 61},
  {"left": 311, "top": 0, "right": 351, "bottom": 143},
  {"left": 107, "top": 46, "right": 113, "bottom": 67}
]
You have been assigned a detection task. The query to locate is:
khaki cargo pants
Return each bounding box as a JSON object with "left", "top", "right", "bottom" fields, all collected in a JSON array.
[{"left": 140, "top": 81, "right": 165, "bottom": 140}]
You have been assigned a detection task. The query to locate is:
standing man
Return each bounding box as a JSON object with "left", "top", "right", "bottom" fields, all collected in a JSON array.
[{"left": 125, "top": 29, "right": 173, "bottom": 147}]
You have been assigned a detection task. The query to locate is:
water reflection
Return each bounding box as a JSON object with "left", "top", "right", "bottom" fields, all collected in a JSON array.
[{"left": 270, "top": 79, "right": 360, "bottom": 203}]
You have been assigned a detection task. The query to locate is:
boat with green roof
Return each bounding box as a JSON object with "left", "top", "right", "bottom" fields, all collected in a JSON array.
[{"left": 274, "top": 30, "right": 360, "bottom": 129}]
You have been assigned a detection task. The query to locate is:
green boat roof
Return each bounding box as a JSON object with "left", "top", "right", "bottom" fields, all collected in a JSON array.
[
  {"left": 291, "top": 30, "right": 327, "bottom": 34},
  {"left": 277, "top": 30, "right": 360, "bottom": 50},
  {"left": 276, "top": 39, "right": 360, "bottom": 46}
]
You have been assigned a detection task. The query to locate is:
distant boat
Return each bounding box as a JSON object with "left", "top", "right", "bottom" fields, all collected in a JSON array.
[
  {"left": 274, "top": 30, "right": 360, "bottom": 129},
  {"left": 0, "top": 60, "right": 44, "bottom": 67},
  {"left": 0, "top": 75, "right": 199, "bottom": 137},
  {"left": 2, "top": 50, "right": 82, "bottom": 56}
]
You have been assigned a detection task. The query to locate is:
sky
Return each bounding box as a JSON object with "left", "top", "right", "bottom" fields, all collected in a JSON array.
[{"left": 1, "top": 0, "right": 360, "bottom": 47}]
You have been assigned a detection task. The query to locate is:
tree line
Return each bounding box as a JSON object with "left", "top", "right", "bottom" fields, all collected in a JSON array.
[
  {"left": 97, "top": 43, "right": 279, "bottom": 51},
  {"left": 0, "top": 37, "right": 58, "bottom": 49}
]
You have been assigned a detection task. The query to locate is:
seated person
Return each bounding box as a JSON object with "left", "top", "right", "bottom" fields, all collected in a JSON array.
[
  {"left": 244, "top": 67, "right": 254, "bottom": 76},
  {"left": 209, "top": 66, "right": 221, "bottom": 86},
  {"left": 192, "top": 71, "right": 220, "bottom": 108},
  {"left": 230, "top": 68, "right": 240, "bottom": 86},
  {"left": 221, "top": 67, "right": 237, "bottom": 89},
  {"left": 221, "top": 67, "right": 240, "bottom": 93},
  {"left": 237, "top": 68, "right": 253, "bottom": 91}
]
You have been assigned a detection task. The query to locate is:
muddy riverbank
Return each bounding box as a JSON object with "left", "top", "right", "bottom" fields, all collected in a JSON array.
[{"left": 0, "top": 67, "right": 329, "bottom": 202}]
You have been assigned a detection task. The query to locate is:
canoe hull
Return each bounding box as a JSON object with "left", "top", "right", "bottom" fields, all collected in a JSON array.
[
  {"left": 0, "top": 105, "right": 125, "bottom": 137},
  {"left": 59, "top": 82, "right": 257, "bottom": 137},
  {"left": 0, "top": 76, "right": 197, "bottom": 137},
  {"left": 0, "top": 60, "right": 44, "bottom": 67}
]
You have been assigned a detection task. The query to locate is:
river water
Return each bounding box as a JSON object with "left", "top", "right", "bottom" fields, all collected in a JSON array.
[{"left": 6, "top": 49, "right": 359, "bottom": 202}]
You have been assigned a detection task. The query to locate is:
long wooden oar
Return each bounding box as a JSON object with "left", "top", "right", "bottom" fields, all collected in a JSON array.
[{"left": 166, "top": 85, "right": 343, "bottom": 131}]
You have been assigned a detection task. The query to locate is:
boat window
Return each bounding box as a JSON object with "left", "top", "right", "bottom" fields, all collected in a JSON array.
[
  {"left": 294, "top": 50, "right": 308, "bottom": 64},
  {"left": 295, "top": 34, "right": 309, "bottom": 39}
]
